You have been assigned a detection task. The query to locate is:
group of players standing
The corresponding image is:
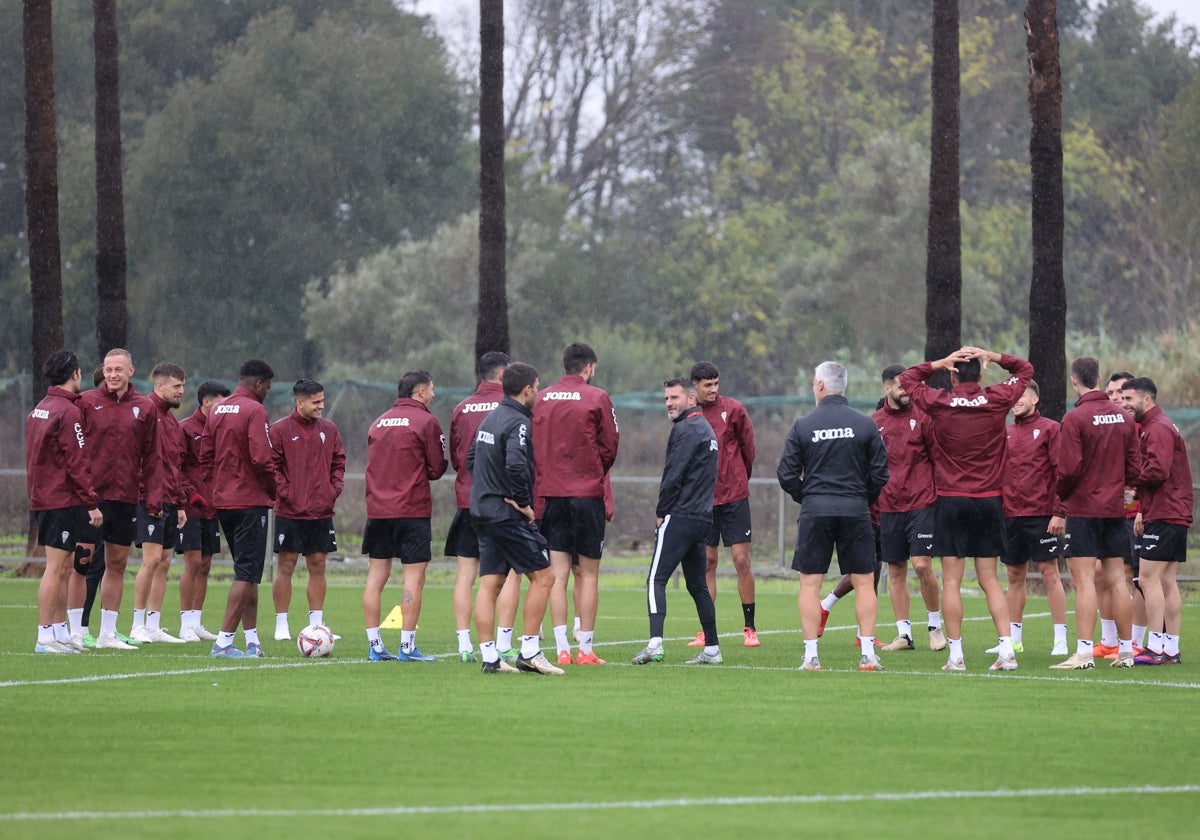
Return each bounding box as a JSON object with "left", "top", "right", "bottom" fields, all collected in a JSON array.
[{"left": 24, "top": 341, "right": 1192, "bottom": 674}]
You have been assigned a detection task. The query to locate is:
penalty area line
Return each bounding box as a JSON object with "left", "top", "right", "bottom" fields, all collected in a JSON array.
[{"left": 1, "top": 784, "right": 1198, "bottom": 821}]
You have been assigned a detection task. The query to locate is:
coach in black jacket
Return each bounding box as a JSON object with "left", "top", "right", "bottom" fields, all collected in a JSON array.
[
  {"left": 467, "top": 363, "right": 562, "bottom": 675},
  {"left": 778, "top": 361, "right": 889, "bottom": 672},
  {"left": 631, "top": 378, "right": 722, "bottom": 666}
]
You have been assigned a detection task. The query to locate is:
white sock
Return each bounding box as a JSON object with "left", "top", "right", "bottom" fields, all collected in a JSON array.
[
  {"left": 928, "top": 610, "right": 942, "bottom": 629},
  {"left": 1100, "top": 619, "right": 1118, "bottom": 646},
  {"left": 67, "top": 608, "right": 84, "bottom": 637},
  {"left": 276, "top": 612, "right": 289, "bottom": 630},
  {"left": 860, "top": 636, "right": 875, "bottom": 652},
  {"left": 244, "top": 627, "right": 259, "bottom": 646},
  {"left": 553, "top": 624, "right": 569, "bottom": 654},
  {"left": 497, "top": 627, "right": 514, "bottom": 652},
  {"left": 1132, "top": 624, "right": 1148, "bottom": 647},
  {"left": 38, "top": 624, "right": 54, "bottom": 644},
  {"left": 578, "top": 630, "right": 594, "bottom": 655},
  {"left": 573, "top": 616, "right": 581, "bottom": 633},
  {"left": 53, "top": 622, "right": 70, "bottom": 643},
  {"left": 1149, "top": 631, "right": 1165, "bottom": 654},
  {"left": 366, "top": 627, "right": 383, "bottom": 648},
  {"left": 804, "top": 638, "right": 819, "bottom": 659},
  {"left": 147, "top": 611, "right": 161, "bottom": 632},
  {"left": 820, "top": 592, "right": 840, "bottom": 611},
  {"left": 480, "top": 640, "right": 497, "bottom": 663},
  {"left": 896, "top": 619, "right": 912, "bottom": 639},
  {"left": 648, "top": 636, "right": 663, "bottom": 651},
  {"left": 180, "top": 610, "right": 192, "bottom": 630},
  {"left": 1077, "top": 638, "right": 1094, "bottom": 657},
  {"left": 456, "top": 628, "right": 473, "bottom": 653},
  {"left": 704, "top": 645, "right": 720, "bottom": 656},
  {"left": 132, "top": 609, "right": 147, "bottom": 631},
  {"left": 401, "top": 630, "right": 416, "bottom": 652},
  {"left": 1053, "top": 623, "right": 1068, "bottom": 643},
  {"left": 519, "top": 634, "right": 539, "bottom": 658},
  {"left": 948, "top": 637, "right": 963, "bottom": 661},
  {"left": 1164, "top": 634, "right": 1180, "bottom": 656},
  {"left": 1010, "top": 622, "right": 1022, "bottom": 645},
  {"left": 1118, "top": 638, "right": 1133, "bottom": 654},
  {"left": 997, "top": 636, "right": 1014, "bottom": 658},
  {"left": 309, "top": 609, "right": 323, "bottom": 626},
  {"left": 217, "top": 631, "right": 236, "bottom": 648},
  {"left": 100, "top": 609, "right": 118, "bottom": 638}
]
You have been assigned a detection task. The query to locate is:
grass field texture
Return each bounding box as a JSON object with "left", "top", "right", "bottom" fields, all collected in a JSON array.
[{"left": 1, "top": 570, "right": 1198, "bottom": 839}]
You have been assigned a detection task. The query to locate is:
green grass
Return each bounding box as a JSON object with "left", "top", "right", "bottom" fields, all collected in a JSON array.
[{"left": 1, "top": 571, "right": 1198, "bottom": 839}]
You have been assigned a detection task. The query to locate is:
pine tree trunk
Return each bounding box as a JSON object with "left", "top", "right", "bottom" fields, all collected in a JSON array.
[
  {"left": 94, "top": 0, "right": 129, "bottom": 357},
  {"left": 476, "top": 0, "right": 510, "bottom": 360}
]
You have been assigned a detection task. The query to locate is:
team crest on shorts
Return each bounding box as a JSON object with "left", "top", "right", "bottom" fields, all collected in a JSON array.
[{"left": 61, "top": 530, "right": 69, "bottom": 544}]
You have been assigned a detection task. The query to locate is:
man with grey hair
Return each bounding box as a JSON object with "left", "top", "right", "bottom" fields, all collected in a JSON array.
[{"left": 778, "top": 361, "right": 889, "bottom": 671}]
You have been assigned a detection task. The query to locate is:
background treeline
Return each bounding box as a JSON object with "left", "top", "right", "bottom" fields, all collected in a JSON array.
[{"left": 2, "top": 0, "right": 1198, "bottom": 400}]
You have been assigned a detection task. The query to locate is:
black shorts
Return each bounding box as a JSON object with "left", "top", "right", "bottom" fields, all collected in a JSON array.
[
  {"left": 706, "top": 498, "right": 752, "bottom": 548},
  {"left": 136, "top": 502, "right": 180, "bottom": 548},
  {"left": 274, "top": 516, "right": 337, "bottom": 555},
  {"left": 1064, "top": 516, "right": 1127, "bottom": 559},
  {"left": 1124, "top": 518, "right": 1139, "bottom": 575},
  {"left": 362, "top": 517, "right": 432, "bottom": 563},
  {"left": 443, "top": 508, "right": 480, "bottom": 558},
  {"left": 1003, "top": 516, "right": 1061, "bottom": 566},
  {"left": 1136, "top": 521, "right": 1189, "bottom": 564},
  {"left": 540, "top": 497, "right": 606, "bottom": 559},
  {"left": 217, "top": 507, "right": 270, "bottom": 583},
  {"left": 934, "top": 496, "right": 1005, "bottom": 558},
  {"left": 475, "top": 518, "right": 550, "bottom": 577},
  {"left": 176, "top": 517, "right": 222, "bottom": 556},
  {"left": 34, "top": 506, "right": 92, "bottom": 552},
  {"left": 879, "top": 507, "right": 935, "bottom": 563},
  {"left": 83, "top": 500, "right": 138, "bottom": 547},
  {"left": 791, "top": 515, "right": 876, "bottom": 576}
]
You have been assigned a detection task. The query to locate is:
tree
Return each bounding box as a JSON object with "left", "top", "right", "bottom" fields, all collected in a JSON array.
[
  {"left": 924, "top": 0, "right": 961, "bottom": 383},
  {"left": 1026, "top": 0, "right": 1066, "bottom": 419},
  {"left": 23, "top": 0, "right": 65, "bottom": 396},
  {"left": 476, "top": 0, "right": 509, "bottom": 359},
  {"left": 94, "top": 0, "right": 128, "bottom": 357}
]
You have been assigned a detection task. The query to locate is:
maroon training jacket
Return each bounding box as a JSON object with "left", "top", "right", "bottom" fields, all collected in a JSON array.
[
  {"left": 26, "top": 386, "right": 98, "bottom": 510},
  {"left": 1003, "top": 410, "right": 1063, "bottom": 518},
  {"left": 80, "top": 383, "right": 162, "bottom": 511},
  {"left": 1055, "top": 389, "right": 1140, "bottom": 518},
  {"left": 871, "top": 400, "right": 936, "bottom": 513},
  {"left": 200, "top": 384, "right": 276, "bottom": 509},
  {"left": 146, "top": 390, "right": 195, "bottom": 506},
  {"left": 1132, "top": 404, "right": 1193, "bottom": 525},
  {"left": 365, "top": 397, "right": 448, "bottom": 519},
  {"left": 449, "top": 380, "right": 504, "bottom": 509},
  {"left": 269, "top": 411, "right": 346, "bottom": 519},
  {"left": 179, "top": 408, "right": 216, "bottom": 519},
  {"left": 532, "top": 374, "right": 619, "bottom": 500},
  {"left": 700, "top": 394, "right": 755, "bottom": 506}
]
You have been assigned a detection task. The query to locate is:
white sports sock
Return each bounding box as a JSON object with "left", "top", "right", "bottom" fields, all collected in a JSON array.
[
  {"left": 1010, "top": 623, "right": 1023, "bottom": 645},
  {"left": 578, "top": 630, "right": 594, "bottom": 655},
  {"left": 1077, "top": 638, "right": 1094, "bottom": 656},
  {"left": 648, "top": 636, "right": 663, "bottom": 651},
  {"left": 456, "top": 628, "right": 473, "bottom": 653},
  {"left": 573, "top": 616, "right": 581, "bottom": 633},
  {"left": 275, "top": 613, "right": 289, "bottom": 629},
  {"left": 132, "top": 609, "right": 147, "bottom": 631},
  {"left": 217, "top": 631, "right": 236, "bottom": 648},
  {"left": 896, "top": 620, "right": 912, "bottom": 638},
  {"left": 1053, "top": 623, "right": 1068, "bottom": 644},
  {"left": 38, "top": 624, "right": 54, "bottom": 644},
  {"left": 180, "top": 610, "right": 191, "bottom": 630},
  {"left": 1118, "top": 639, "right": 1133, "bottom": 655},
  {"left": 1100, "top": 619, "right": 1119, "bottom": 647},
  {"left": 928, "top": 610, "right": 942, "bottom": 629},
  {"left": 553, "top": 624, "right": 569, "bottom": 654},
  {"left": 480, "top": 640, "right": 498, "bottom": 663},
  {"left": 519, "top": 634, "right": 539, "bottom": 658},
  {"left": 804, "top": 639, "right": 819, "bottom": 659},
  {"left": 1149, "top": 631, "right": 1165, "bottom": 654},
  {"left": 1164, "top": 634, "right": 1180, "bottom": 656},
  {"left": 100, "top": 609, "right": 118, "bottom": 638},
  {"left": 1132, "top": 624, "right": 1148, "bottom": 647},
  {"left": 820, "top": 592, "right": 840, "bottom": 611},
  {"left": 366, "top": 627, "right": 383, "bottom": 647},
  {"left": 401, "top": 630, "right": 416, "bottom": 652},
  {"left": 704, "top": 645, "right": 720, "bottom": 656},
  {"left": 948, "top": 637, "right": 963, "bottom": 661},
  {"left": 309, "top": 609, "right": 323, "bottom": 626},
  {"left": 53, "top": 622, "right": 70, "bottom": 643},
  {"left": 860, "top": 636, "right": 875, "bottom": 652},
  {"left": 147, "top": 611, "right": 161, "bottom": 632},
  {"left": 67, "top": 608, "right": 84, "bottom": 637},
  {"left": 243, "top": 627, "right": 259, "bottom": 646},
  {"left": 497, "top": 627, "right": 514, "bottom": 652},
  {"left": 997, "top": 636, "right": 1014, "bottom": 658}
]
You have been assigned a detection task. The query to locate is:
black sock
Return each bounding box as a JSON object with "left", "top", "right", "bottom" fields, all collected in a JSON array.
[{"left": 742, "top": 602, "right": 755, "bottom": 630}]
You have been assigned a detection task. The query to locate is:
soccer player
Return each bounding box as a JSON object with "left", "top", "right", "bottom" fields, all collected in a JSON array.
[
  {"left": 1121, "top": 377, "right": 1193, "bottom": 665},
  {"left": 70, "top": 348, "right": 161, "bottom": 650},
  {"left": 201, "top": 358, "right": 277, "bottom": 658},
  {"left": 27, "top": 351, "right": 103, "bottom": 653},
  {"left": 129, "top": 363, "right": 192, "bottom": 644},
  {"left": 899, "top": 347, "right": 1032, "bottom": 671},
  {"left": 689, "top": 361, "right": 759, "bottom": 648},
  {"left": 779, "top": 362, "right": 889, "bottom": 672},
  {"left": 1052, "top": 356, "right": 1140, "bottom": 669},
  {"left": 632, "top": 377, "right": 721, "bottom": 666},
  {"left": 533, "top": 343, "right": 620, "bottom": 665},
  {"left": 176, "top": 380, "right": 230, "bottom": 641},
  {"left": 872, "top": 364, "right": 944, "bottom": 653},
  {"left": 362, "top": 371, "right": 448, "bottom": 662},
  {"left": 997, "top": 381, "right": 1069, "bottom": 656},
  {"left": 269, "top": 378, "right": 346, "bottom": 641},
  {"left": 446, "top": 352, "right": 521, "bottom": 662},
  {"left": 469, "top": 362, "right": 563, "bottom": 675}
]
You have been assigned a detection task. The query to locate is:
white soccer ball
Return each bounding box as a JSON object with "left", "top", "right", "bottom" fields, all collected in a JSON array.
[{"left": 297, "top": 624, "right": 335, "bottom": 658}]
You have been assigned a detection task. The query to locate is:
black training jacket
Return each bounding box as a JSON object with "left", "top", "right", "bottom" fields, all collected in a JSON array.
[
  {"left": 656, "top": 405, "right": 718, "bottom": 520},
  {"left": 777, "top": 394, "right": 889, "bottom": 516},
  {"left": 468, "top": 395, "right": 536, "bottom": 523}
]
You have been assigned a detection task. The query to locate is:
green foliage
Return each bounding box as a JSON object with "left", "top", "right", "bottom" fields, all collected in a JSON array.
[{"left": 125, "top": 7, "right": 473, "bottom": 375}]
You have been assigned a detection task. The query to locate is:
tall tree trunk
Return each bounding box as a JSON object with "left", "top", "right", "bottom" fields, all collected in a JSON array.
[
  {"left": 1026, "top": 0, "right": 1066, "bottom": 419},
  {"left": 476, "top": 0, "right": 510, "bottom": 360},
  {"left": 23, "top": 0, "right": 65, "bottom": 399},
  {"left": 924, "top": 0, "right": 961, "bottom": 389},
  {"left": 94, "top": 0, "right": 128, "bottom": 357}
]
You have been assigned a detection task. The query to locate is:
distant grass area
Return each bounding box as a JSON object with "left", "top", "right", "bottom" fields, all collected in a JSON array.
[{"left": 1, "top": 574, "right": 1198, "bottom": 838}]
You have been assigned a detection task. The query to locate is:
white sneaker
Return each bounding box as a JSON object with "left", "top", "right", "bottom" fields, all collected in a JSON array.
[
  {"left": 985, "top": 641, "right": 1002, "bottom": 654},
  {"left": 67, "top": 634, "right": 88, "bottom": 652},
  {"left": 274, "top": 627, "right": 291, "bottom": 641},
  {"left": 95, "top": 633, "right": 138, "bottom": 650},
  {"left": 179, "top": 626, "right": 201, "bottom": 642},
  {"left": 193, "top": 625, "right": 218, "bottom": 641},
  {"left": 148, "top": 628, "right": 186, "bottom": 644},
  {"left": 129, "top": 626, "right": 153, "bottom": 643},
  {"left": 989, "top": 654, "right": 1019, "bottom": 671},
  {"left": 928, "top": 626, "right": 947, "bottom": 651},
  {"left": 1050, "top": 640, "right": 1069, "bottom": 656},
  {"left": 35, "top": 641, "right": 77, "bottom": 654},
  {"left": 942, "top": 658, "right": 966, "bottom": 671}
]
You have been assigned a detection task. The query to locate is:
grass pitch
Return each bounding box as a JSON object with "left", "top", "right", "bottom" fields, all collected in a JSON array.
[{"left": 1, "top": 570, "right": 1197, "bottom": 839}]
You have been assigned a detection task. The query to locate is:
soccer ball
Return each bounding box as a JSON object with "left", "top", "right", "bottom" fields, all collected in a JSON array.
[{"left": 296, "top": 624, "right": 335, "bottom": 658}]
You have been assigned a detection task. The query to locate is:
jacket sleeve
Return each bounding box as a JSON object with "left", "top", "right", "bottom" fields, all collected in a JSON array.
[
  {"left": 449, "top": 409, "right": 466, "bottom": 473},
  {"left": 425, "top": 419, "right": 449, "bottom": 480},
  {"left": 330, "top": 425, "right": 346, "bottom": 498},
  {"left": 596, "top": 393, "right": 620, "bottom": 473},
  {"left": 776, "top": 422, "right": 806, "bottom": 504},
  {"left": 866, "top": 427, "right": 890, "bottom": 506},
  {"left": 736, "top": 403, "right": 756, "bottom": 479},
  {"left": 248, "top": 409, "right": 276, "bottom": 499},
  {"left": 60, "top": 408, "right": 98, "bottom": 508},
  {"left": 268, "top": 421, "right": 289, "bottom": 506},
  {"left": 1054, "top": 416, "right": 1082, "bottom": 500},
  {"left": 1045, "top": 422, "right": 1066, "bottom": 518},
  {"left": 898, "top": 363, "right": 940, "bottom": 414},
  {"left": 504, "top": 420, "right": 533, "bottom": 507},
  {"left": 992, "top": 354, "right": 1035, "bottom": 408},
  {"left": 1134, "top": 423, "right": 1169, "bottom": 488},
  {"left": 141, "top": 408, "right": 165, "bottom": 514},
  {"left": 655, "top": 430, "right": 683, "bottom": 518}
]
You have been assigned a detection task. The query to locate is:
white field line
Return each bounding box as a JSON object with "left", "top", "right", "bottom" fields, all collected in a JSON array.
[{"left": 1, "top": 784, "right": 1197, "bottom": 822}]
